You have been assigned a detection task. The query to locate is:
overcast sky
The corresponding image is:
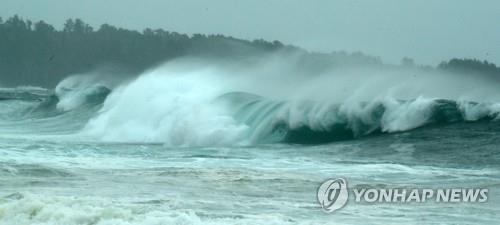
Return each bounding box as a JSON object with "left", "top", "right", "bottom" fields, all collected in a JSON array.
[{"left": 1, "top": 0, "right": 499, "bottom": 65}]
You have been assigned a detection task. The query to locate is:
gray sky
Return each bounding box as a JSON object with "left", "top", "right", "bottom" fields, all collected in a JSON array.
[{"left": 1, "top": 0, "right": 499, "bottom": 65}]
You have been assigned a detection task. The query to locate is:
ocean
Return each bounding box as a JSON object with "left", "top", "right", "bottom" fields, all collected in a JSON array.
[{"left": 0, "top": 65, "right": 499, "bottom": 224}]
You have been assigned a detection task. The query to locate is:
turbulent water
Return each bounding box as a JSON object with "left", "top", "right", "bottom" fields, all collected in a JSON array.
[{"left": 1, "top": 64, "right": 500, "bottom": 224}]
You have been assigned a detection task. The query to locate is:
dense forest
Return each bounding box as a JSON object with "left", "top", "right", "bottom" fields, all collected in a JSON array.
[
  {"left": 438, "top": 58, "right": 500, "bottom": 75},
  {"left": 0, "top": 15, "right": 499, "bottom": 87}
]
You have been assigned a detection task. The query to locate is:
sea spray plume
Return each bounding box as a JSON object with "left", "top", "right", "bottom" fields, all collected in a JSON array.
[
  {"left": 81, "top": 62, "right": 249, "bottom": 146},
  {"left": 208, "top": 52, "right": 500, "bottom": 106}
]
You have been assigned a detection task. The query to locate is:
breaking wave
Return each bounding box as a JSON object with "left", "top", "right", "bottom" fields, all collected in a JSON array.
[{"left": 2, "top": 63, "right": 500, "bottom": 146}]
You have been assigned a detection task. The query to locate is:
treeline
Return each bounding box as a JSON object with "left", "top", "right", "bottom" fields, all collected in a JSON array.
[
  {"left": 0, "top": 15, "right": 382, "bottom": 87},
  {"left": 0, "top": 15, "right": 283, "bottom": 87},
  {"left": 0, "top": 15, "right": 498, "bottom": 87},
  {"left": 438, "top": 58, "right": 500, "bottom": 75}
]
